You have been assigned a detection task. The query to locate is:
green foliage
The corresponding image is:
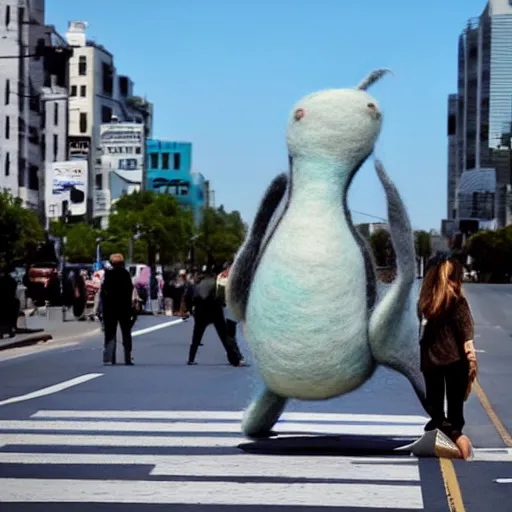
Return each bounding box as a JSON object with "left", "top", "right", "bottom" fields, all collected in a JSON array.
[
  {"left": 465, "top": 226, "right": 512, "bottom": 281},
  {"left": 369, "top": 229, "right": 395, "bottom": 267},
  {"left": 0, "top": 190, "right": 44, "bottom": 269},
  {"left": 194, "top": 205, "right": 247, "bottom": 265},
  {"left": 414, "top": 230, "right": 432, "bottom": 259},
  {"left": 108, "top": 191, "right": 195, "bottom": 264}
]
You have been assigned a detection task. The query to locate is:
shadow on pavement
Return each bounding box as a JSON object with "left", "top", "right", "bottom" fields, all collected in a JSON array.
[{"left": 238, "top": 434, "right": 415, "bottom": 456}]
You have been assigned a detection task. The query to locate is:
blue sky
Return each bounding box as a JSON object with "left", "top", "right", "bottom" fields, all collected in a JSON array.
[{"left": 47, "top": 0, "right": 486, "bottom": 231}]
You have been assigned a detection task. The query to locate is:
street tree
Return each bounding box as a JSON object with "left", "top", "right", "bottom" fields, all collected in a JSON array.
[
  {"left": 0, "top": 190, "right": 44, "bottom": 269},
  {"left": 414, "top": 230, "right": 432, "bottom": 260},
  {"left": 194, "top": 205, "right": 247, "bottom": 266},
  {"left": 107, "top": 191, "right": 194, "bottom": 265},
  {"left": 369, "top": 228, "right": 395, "bottom": 268}
]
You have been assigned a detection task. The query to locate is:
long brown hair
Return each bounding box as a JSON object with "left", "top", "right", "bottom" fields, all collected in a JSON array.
[{"left": 419, "top": 257, "right": 463, "bottom": 319}]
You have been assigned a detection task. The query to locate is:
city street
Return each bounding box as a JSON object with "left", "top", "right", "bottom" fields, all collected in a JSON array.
[{"left": 0, "top": 285, "right": 511, "bottom": 510}]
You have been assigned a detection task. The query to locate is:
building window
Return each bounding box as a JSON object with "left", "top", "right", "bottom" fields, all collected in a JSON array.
[
  {"left": 150, "top": 153, "right": 158, "bottom": 168},
  {"left": 4, "top": 79, "right": 9, "bottom": 105},
  {"left": 79, "top": 112, "right": 87, "bottom": 133},
  {"left": 95, "top": 173, "right": 103, "bottom": 189},
  {"left": 173, "top": 152, "right": 181, "bottom": 170},
  {"left": 448, "top": 114, "right": 456, "bottom": 136},
  {"left": 70, "top": 85, "right": 77, "bottom": 97},
  {"left": 135, "top": 146, "right": 141, "bottom": 154},
  {"left": 5, "top": 5, "right": 10, "bottom": 27},
  {"left": 80, "top": 85, "right": 86, "bottom": 97},
  {"left": 162, "top": 152, "right": 170, "bottom": 169},
  {"left": 5, "top": 116, "right": 9, "bottom": 139},
  {"left": 4, "top": 152, "right": 9, "bottom": 176},
  {"left": 119, "top": 76, "right": 128, "bottom": 97},
  {"left": 78, "top": 56, "right": 87, "bottom": 76},
  {"left": 102, "top": 63, "right": 113, "bottom": 96},
  {"left": 53, "top": 134, "right": 58, "bottom": 161},
  {"left": 54, "top": 102, "right": 59, "bottom": 126},
  {"left": 28, "top": 165, "right": 38, "bottom": 190},
  {"left": 101, "top": 105, "right": 113, "bottom": 123}
]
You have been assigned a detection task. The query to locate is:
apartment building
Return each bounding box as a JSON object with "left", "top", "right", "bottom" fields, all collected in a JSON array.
[
  {"left": 0, "top": 1, "right": 72, "bottom": 220},
  {"left": 65, "top": 21, "right": 153, "bottom": 227}
]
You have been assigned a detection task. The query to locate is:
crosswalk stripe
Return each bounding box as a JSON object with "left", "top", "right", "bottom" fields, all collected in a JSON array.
[
  {"left": 0, "top": 453, "right": 420, "bottom": 480},
  {"left": 0, "top": 479, "right": 424, "bottom": 508},
  {"left": 0, "top": 419, "right": 424, "bottom": 437},
  {"left": 30, "top": 410, "right": 428, "bottom": 424},
  {"left": 0, "top": 409, "right": 426, "bottom": 509}
]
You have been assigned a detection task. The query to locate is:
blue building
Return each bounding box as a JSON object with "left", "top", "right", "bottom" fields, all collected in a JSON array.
[{"left": 145, "top": 139, "right": 206, "bottom": 226}]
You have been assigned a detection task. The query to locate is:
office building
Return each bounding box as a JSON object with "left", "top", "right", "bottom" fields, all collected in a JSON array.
[
  {"left": 145, "top": 139, "right": 206, "bottom": 226},
  {"left": 65, "top": 21, "right": 153, "bottom": 227},
  {"left": 444, "top": 0, "right": 512, "bottom": 237}
]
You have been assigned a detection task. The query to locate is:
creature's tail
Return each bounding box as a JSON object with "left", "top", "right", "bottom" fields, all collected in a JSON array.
[{"left": 368, "top": 160, "right": 427, "bottom": 412}]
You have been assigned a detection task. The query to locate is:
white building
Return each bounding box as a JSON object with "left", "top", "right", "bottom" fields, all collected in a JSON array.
[
  {"left": 65, "top": 21, "right": 153, "bottom": 227},
  {"left": 0, "top": 1, "right": 72, "bottom": 218},
  {"left": 98, "top": 121, "right": 146, "bottom": 220}
]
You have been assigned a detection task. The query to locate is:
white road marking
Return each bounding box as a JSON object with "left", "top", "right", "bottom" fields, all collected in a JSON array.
[
  {"left": 0, "top": 434, "right": 242, "bottom": 448},
  {"left": 0, "top": 409, "right": 426, "bottom": 508},
  {"left": 30, "top": 409, "right": 428, "bottom": 424},
  {"left": 475, "top": 349, "right": 486, "bottom": 353},
  {"left": 0, "top": 452, "right": 420, "bottom": 480},
  {"left": 0, "top": 419, "right": 424, "bottom": 437},
  {"left": 472, "top": 448, "right": 512, "bottom": 462},
  {"left": 132, "top": 319, "right": 183, "bottom": 337},
  {"left": 0, "top": 319, "right": 183, "bottom": 363},
  {"left": 0, "top": 374, "right": 103, "bottom": 407},
  {"left": 495, "top": 478, "right": 512, "bottom": 484},
  {"left": 0, "top": 479, "right": 423, "bottom": 508}
]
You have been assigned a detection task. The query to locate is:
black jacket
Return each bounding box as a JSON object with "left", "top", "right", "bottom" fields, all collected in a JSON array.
[{"left": 101, "top": 266, "right": 133, "bottom": 314}]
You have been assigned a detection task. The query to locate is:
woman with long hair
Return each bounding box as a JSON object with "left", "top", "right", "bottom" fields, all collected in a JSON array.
[{"left": 417, "top": 252, "right": 477, "bottom": 460}]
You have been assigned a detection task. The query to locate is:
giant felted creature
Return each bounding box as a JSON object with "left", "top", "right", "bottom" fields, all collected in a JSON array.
[{"left": 226, "top": 69, "right": 428, "bottom": 439}]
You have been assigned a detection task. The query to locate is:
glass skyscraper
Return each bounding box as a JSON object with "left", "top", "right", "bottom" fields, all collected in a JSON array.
[{"left": 445, "top": 0, "right": 512, "bottom": 233}]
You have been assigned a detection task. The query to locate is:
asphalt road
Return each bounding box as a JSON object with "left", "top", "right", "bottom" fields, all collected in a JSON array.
[{"left": 0, "top": 285, "right": 511, "bottom": 511}]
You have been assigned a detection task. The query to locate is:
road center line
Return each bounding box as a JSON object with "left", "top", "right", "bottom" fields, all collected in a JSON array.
[
  {"left": 474, "top": 379, "right": 512, "bottom": 447},
  {"left": 494, "top": 478, "right": 512, "bottom": 484},
  {"left": 132, "top": 319, "right": 184, "bottom": 337},
  {"left": 0, "top": 373, "right": 103, "bottom": 407},
  {"left": 440, "top": 458, "right": 466, "bottom": 512}
]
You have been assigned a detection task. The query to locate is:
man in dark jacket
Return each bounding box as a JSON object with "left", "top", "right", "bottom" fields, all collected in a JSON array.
[
  {"left": 101, "top": 253, "right": 134, "bottom": 365},
  {"left": 187, "top": 266, "right": 246, "bottom": 366}
]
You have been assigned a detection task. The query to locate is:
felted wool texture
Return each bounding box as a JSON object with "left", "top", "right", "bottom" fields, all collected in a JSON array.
[
  {"left": 368, "top": 160, "right": 427, "bottom": 411},
  {"left": 226, "top": 173, "right": 288, "bottom": 323},
  {"left": 243, "top": 86, "right": 386, "bottom": 401}
]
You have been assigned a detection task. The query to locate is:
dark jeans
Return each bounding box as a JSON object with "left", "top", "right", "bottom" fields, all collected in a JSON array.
[
  {"left": 423, "top": 359, "right": 469, "bottom": 441},
  {"left": 103, "top": 311, "right": 133, "bottom": 353},
  {"left": 189, "top": 311, "right": 243, "bottom": 365}
]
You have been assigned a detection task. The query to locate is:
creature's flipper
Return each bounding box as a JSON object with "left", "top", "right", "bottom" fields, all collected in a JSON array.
[
  {"left": 226, "top": 173, "right": 288, "bottom": 322},
  {"left": 368, "top": 159, "right": 427, "bottom": 411},
  {"left": 241, "top": 387, "right": 288, "bottom": 439},
  {"left": 348, "top": 212, "right": 378, "bottom": 311}
]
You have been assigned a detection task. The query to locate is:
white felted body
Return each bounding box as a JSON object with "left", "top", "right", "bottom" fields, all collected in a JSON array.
[{"left": 244, "top": 159, "right": 374, "bottom": 400}]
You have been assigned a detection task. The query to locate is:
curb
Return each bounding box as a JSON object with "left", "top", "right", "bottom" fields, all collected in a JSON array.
[{"left": 0, "top": 333, "right": 53, "bottom": 352}]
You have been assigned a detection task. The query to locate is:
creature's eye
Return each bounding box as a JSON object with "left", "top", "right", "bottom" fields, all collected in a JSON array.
[
  {"left": 367, "top": 103, "right": 376, "bottom": 112},
  {"left": 294, "top": 108, "right": 305, "bottom": 121}
]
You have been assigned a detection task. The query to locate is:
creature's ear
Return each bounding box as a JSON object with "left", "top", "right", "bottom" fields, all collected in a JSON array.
[{"left": 356, "top": 69, "right": 394, "bottom": 91}]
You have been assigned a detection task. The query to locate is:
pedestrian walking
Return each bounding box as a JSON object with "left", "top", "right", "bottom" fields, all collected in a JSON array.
[
  {"left": 187, "top": 266, "right": 246, "bottom": 367},
  {"left": 417, "top": 252, "right": 477, "bottom": 460},
  {"left": 101, "top": 253, "right": 135, "bottom": 366},
  {"left": 216, "top": 263, "right": 241, "bottom": 353}
]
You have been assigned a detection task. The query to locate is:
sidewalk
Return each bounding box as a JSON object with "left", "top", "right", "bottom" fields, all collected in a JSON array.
[{"left": 0, "top": 308, "right": 101, "bottom": 352}]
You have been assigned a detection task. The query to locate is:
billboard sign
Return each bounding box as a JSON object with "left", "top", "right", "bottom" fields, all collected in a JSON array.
[{"left": 45, "top": 160, "right": 88, "bottom": 218}]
